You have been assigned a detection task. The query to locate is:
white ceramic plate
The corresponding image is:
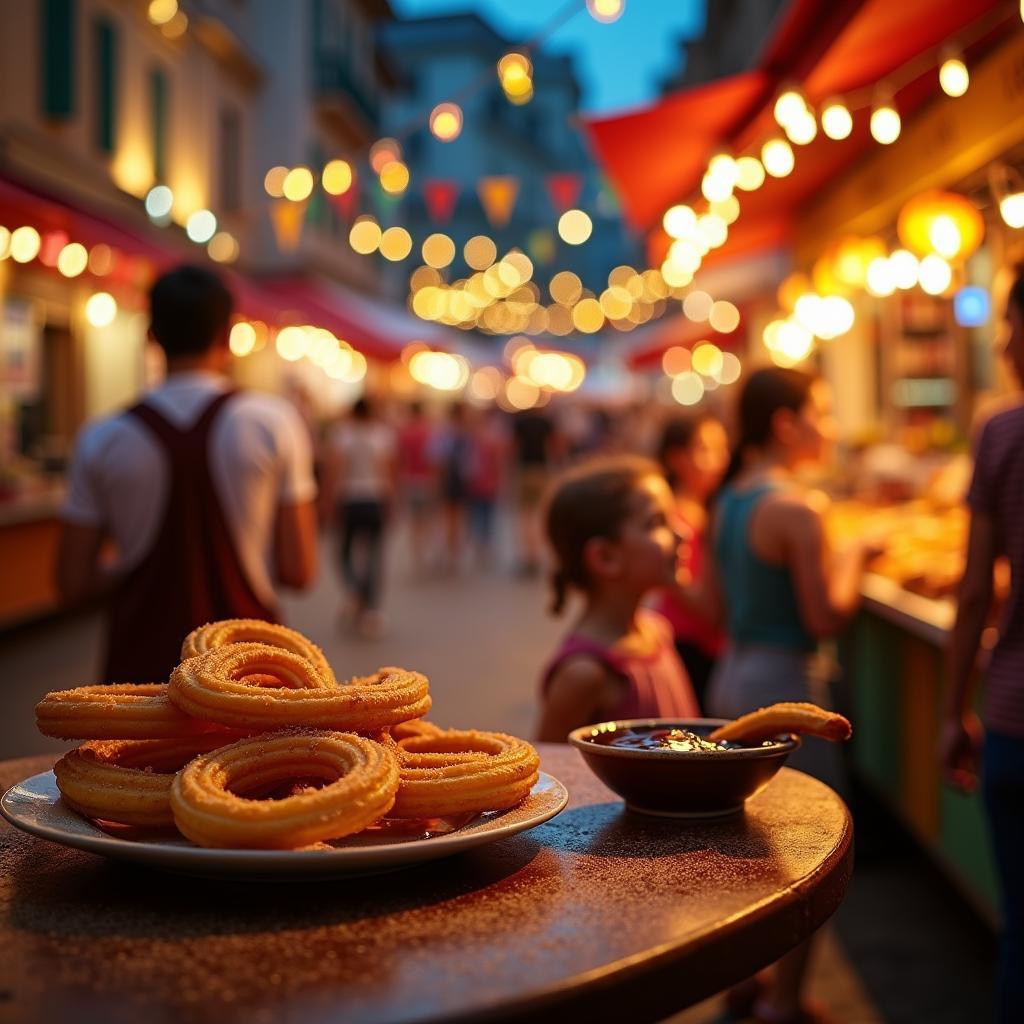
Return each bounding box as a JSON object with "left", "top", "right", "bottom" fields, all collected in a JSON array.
[{"left": 0, "top": 770, "right": 568, "bottom": 880}]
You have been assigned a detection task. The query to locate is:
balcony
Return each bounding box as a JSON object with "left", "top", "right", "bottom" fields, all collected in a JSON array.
[{"left": 313, "top": 55, "right": 380, "bottom": 146}]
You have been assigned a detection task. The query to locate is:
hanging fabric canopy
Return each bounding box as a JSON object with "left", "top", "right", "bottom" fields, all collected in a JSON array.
[{"left": 585, "top": 0, "right": 1006, "bottom": 252}]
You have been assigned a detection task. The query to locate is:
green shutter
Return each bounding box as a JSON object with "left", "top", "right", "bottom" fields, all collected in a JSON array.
[
  {"left": 42, "top": 0, "right": 76, "bottom": 119},
  {"left": 94, "top": 18, "right": 117, "bottom": 153},
  {"left": 151, "top": 68, "right": 167, "bottom": 182}
]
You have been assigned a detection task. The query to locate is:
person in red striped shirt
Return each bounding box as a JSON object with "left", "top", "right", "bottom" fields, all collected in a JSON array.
[{"left": 943, "top": 263, "right": 1024, "bottom": 1024}]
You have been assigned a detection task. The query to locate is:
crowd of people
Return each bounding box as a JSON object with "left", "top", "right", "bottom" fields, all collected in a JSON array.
[{"left": 54, "top": 262, "right": 1024, "bottom": 1024}]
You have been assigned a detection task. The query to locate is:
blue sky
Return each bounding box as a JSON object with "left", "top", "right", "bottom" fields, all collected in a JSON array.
[{"left": 390, "top": 0, "right": 706, "bottom": 114}]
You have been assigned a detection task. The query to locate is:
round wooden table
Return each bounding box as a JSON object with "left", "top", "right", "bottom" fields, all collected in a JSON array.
[{"left": 0, "top": 745, "right": 852, "bottom": 1023}]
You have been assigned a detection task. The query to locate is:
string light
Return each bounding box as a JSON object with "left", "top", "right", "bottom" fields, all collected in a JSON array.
[
  {"left": 939, "top": 53, "right": 969, "bottom": 97},
  {"left": 379, "top": 160, "right": 410, "bottom": 194},
  {"left": 85, "top": 292, "right": 117, "bottom": 327},
  {"left": 761, "top": 138, "right": 795, "bottom": 178},
  {"left": 735, "top": 156, "right": 765, "bottom": 191},
  {"left": 587, "top": 0, "right": 625, "bottom": 24},
  {"left": 322, "top": 160, "right": 353, "bottom": 195},
  {"left": 282, "top": 167, "right": 314, "bottom": 202},
  {"left": 57, "top": 242, "right": 88, "bottom": 277},
  {"left": 1000, "top": 192, "right": 1024, "bottom": 229},
  {"left": 145, "top": 185, "right": 174, "bottom": 223},
  {"left": 663, "top": 204, "right": 697, "bottom": 238},
  {"left": 820, "top": 98, "right": 853, "bottom": 140},
  {"left": 429, "top": 103, "right": 463, "bottom": 142},
  {"left": 147, "top": 0, "right": 177, "bottom": 25},
  {"left": 558, "top": 209, "right": 593, "bottom": 245},
  {"left": 185, "top": 210, "right": 217, "bottom": 243},
  {"left": 349, "top": 217, "right": 382, "bottom": 255},
  {"left": 9, "top": 226, "right": 41, "bottom": 263},
  {"left": 870, "top": 93, "right": 901, "bottom": 144},
  {"left": 773, "top": 88, "right": 808, "bottom": 129}
]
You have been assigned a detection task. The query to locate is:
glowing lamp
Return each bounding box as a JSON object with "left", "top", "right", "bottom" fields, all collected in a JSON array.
[
  {"left": 897, "top": 190, "right": 984, "bottom": 260},
  {"left": 999, "top": 192, "right": 1024, "bottom": 229}
]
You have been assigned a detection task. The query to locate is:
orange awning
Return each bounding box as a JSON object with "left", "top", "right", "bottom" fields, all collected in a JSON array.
[{"left": 586, "top": 0, "right": 1009, "bottom": 253}]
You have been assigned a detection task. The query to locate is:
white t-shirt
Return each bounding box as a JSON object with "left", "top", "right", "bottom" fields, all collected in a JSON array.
[
  {"left": 62, "top": 371, "right": 317, "bottom": 606},
  {"left": 328, "top": 420, "right": 396, "bottom": 501}
]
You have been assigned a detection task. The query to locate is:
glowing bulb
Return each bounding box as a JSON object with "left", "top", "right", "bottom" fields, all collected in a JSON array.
[
  {"left": 207, "top": 231, "right": 239, "bottom": 263},
  {"left": 9, "top": 226, "right": 41, "bottom": 263},
  {"left": 939, "top": 58, "right": 969, "bottom": 98},
  {"left": 379, "top": 226, "right": 413, "bottom": 262},
  {"left": 774, "top": 89, "right": 807, "bottom": 128},
  {"left": 929, "top": 215, "right": 962, "bottom": 258},
  {"left": 147, "top": 0, "right": 177, "bottom": 25},
  {"left": 229, "top": 322, "right": 257, "bottom": 357},
  {"left": 422, "top": 233, "right": 455, "bottom": 269},
  {"left": 735, "top": 156, "right": 766, "bottom": 191},
  {"left": 866, "top": 257, "right": 896, "bottom": 297},
  {"left": 821, "top": 99, "right": 852, "bottom": 140},
  {"left": 186, "top": 209, "right": 217, "bottom": 243},
  {"left": 889, "top": 249, "right": 919, "bottom": 289},
  {"left": 379, "top": 160, "right": 410, "bottom": 194},
  {"left": 145, "top": 184, "right": 174, "bottom": 222},
  {"left": 919, "top": 254, "right": 952, "bottom": 295},
  {"left": 999, "top": 192, "right": 1024, "bottom": 229},
  {"left": 57, "top": 242, "right": 88, "bottom": 277},
  {"left": 85, "top": 292, "right": 117, "bottom": 327},
  {"left": 587, "top": 0, "right": 625, "bottom": 23},
  {"left": 349, "top": 217, "right": 382, "bottom": 255},
  {"left": 264, "top": 166, "right": 288, "bottom": 198},
  {"left": 663, "top": 204, "right": 697, "bottom": 238},
  {"left": 282, "top": 167, "right": 314, "bottom": 202},
  {"left": 701, "top": 172, "right": 733, "bottom": 202},
  {"left": 870, "top": 100, "right": 901, "bottom": 145},
  {"left": 429, "top": 102, "right": 463, "bottom": 142},
  {"left": 785, "top": 112, "right": 817, "bottom": 146},
  {"left": 761, "top": 138, "right": 795, "bottom": 178},
  {"left": 558, "top": 209, "right": 592, "bottom": 245},
  {"left": 322, "top": 160, "right": 353, "bottom": 195},
  {"left": 369, "top": 138, "right": 401, "bottom": 175},
  {"left": 671, "top": 371, "right": 705, "bottom": 406}
]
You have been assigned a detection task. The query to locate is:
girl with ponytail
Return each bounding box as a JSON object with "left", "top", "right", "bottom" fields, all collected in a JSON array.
[{"left": 536, "top": 456, "right": 699, "bottom": 743}]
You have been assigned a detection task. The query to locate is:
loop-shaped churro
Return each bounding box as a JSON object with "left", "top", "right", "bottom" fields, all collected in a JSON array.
[
  {"left": 709, "top": 702, "right": 852, "bottom": 745},
  {"left": 181, "top": 619, "right": 335, "bottom": 684},
  {"left": 53, "top": 734, "right": 244, "bottom": 827},
  {"left": 36, "top": 684, "right": 226, "bottom": 740},
  {"left": 170, "top": 730, "right": 400, "bottom": 848},
  {"left": 390, "top": 718, "right": 443, "bottom": 742},
  {"left": 168, "top": 645, "right": 431, "bottom": 732},
  {"left": 391, "top": 729, "right": 540, "bottom": 818}
]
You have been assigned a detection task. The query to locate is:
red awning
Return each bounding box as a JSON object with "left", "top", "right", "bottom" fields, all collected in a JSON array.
[
  {"left": 258, "top": 276, "right": 412, "bottom": 362},
  {"left": 0, "top": 174, "right": 183, "bottom": 266},
  {"left": 586, "top": 0, "right": 1009, "bottom": 249}
]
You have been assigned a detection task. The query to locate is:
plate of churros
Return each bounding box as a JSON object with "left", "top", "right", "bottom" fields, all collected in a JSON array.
[{"left": 1, "top": 619, "right": 568, "bottom": 879}]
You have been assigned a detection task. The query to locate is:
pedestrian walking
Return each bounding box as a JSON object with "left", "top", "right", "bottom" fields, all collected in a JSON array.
[
  {"left": 396, "top": 401, "right": 437, "bottom": 575},
  {"left": 943, "top": 264, "right": 1024, "bottom": 1024},
  {"left": 322, "top": 398, "right": 396, "bottom": 638},
  {"left": 56, "top": 265, "right": 318, "bottom": 683},
  {"left": 536, "top": 455, "right": 699, "bottom": 743}
]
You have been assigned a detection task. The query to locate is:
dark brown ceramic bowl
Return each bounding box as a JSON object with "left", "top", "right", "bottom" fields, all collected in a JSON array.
[{"left": 568, "top": 718, "right": 800, "bottom": 818}]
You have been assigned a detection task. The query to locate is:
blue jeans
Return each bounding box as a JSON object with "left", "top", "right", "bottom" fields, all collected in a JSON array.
[{"left": 983, "top": 730, "right": 1024, "bottom": 1023}]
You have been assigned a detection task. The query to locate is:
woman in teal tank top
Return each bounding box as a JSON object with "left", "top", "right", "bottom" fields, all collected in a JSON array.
[{"left": 705, "top": 367, "right": 883, "bottom": 1024}]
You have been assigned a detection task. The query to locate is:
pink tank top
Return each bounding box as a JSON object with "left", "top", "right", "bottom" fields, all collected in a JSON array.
[{"left": 540, "top": 609, "right": 701, "bottom": 720}]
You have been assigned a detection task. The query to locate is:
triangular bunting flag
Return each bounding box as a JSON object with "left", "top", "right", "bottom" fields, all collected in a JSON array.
[
  {"left": 269, "top": 198, "right": 308, "bottom": 252},
  {"left": 477, "top": 176, "right": 518, "bottom": 228},
  {"left": 546, "top": 173, "right": 583, "bottom": 215},
  {"left": 422, "top": 179, "right": 460, "bottom": 223}
]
